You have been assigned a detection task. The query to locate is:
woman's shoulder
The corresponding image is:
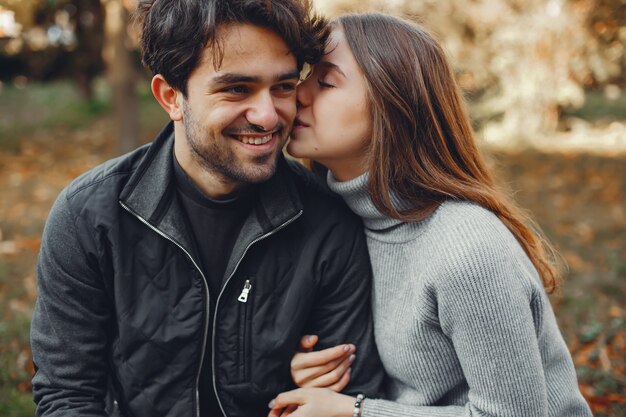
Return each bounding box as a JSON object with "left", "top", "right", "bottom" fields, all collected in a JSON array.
[
  {"left": 430, "top": 200, "right": 514, "bottom": 245},
  {"left": 426, "top": 199, "right": 541, "bottom": 286}
]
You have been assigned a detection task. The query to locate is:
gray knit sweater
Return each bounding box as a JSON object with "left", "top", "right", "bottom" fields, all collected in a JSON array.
[{"left": 327, "top": 173, "right": 592, "bottom": 417}]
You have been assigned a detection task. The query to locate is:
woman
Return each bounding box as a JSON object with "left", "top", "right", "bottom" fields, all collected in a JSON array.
[{"left": 268, "top": 12, "right": 592, "bottom": 417}]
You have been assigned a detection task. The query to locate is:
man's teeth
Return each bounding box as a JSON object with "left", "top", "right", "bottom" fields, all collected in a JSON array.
[{"left": 238, "top": 134, "right": 272, "bottom": 145}]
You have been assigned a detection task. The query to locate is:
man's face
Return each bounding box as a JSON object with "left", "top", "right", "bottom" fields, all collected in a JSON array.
[{"left": 178, "top": 24, "right": 299, "bottom": 189}]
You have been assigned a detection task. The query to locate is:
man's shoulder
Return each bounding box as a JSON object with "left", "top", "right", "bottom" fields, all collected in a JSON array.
[
  {"left": 64, "top": 143, "right": 151, "bottom": 206},
  {"left": 283, "top": 158, "right": 331, "bottom": 195},
  {"left": 283, "top": 159, "right": 358, "bottom": 219}
]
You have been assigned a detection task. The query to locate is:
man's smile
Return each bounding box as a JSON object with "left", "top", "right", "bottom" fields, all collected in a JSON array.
[{"left": 232, "top": 132, "right": 274, "bottom": 145}]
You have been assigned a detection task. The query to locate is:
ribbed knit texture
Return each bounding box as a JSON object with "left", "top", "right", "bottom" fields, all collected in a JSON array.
[{"left": 328, "top": 172, "right": 592, "bottom": 417}]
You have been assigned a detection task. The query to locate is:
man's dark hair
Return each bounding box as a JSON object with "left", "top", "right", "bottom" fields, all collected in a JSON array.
[{"left": 136, "top": 0, "right": 329, "bottom": 96}]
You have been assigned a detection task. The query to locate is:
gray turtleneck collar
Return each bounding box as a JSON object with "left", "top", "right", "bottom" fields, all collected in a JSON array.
[{"left": 326, "top": 171, "right": 407, "bottom": 231}]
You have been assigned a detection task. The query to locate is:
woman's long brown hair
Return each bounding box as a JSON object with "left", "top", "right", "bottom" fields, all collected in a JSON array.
[{"left": 337, "top": 13, "right": 560, "bottom": 292}]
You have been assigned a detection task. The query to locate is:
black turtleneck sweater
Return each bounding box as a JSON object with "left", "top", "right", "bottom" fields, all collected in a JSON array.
[{"left": 173, "top": 155, "right": 256, "bottom": 416}]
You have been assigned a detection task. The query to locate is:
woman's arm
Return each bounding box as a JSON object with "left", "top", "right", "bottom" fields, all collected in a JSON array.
[
  {"left": 269, "top": 388, "right": 355, "bottom": 417},
  {"left": 272, "top": 250, "right": 552, "bottom": 417},
  {"left": 359, "top": 250, "right": 550, "bottom": 417}
]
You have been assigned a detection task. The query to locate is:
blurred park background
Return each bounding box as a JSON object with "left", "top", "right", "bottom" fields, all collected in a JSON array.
[{"left": 0, "top": 0, "right": 624, "bottom": 415}]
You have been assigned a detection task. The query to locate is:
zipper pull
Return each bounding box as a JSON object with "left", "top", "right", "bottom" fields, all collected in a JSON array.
[{"left": 237, "top": 280, "right": 252, "bottom": 303}]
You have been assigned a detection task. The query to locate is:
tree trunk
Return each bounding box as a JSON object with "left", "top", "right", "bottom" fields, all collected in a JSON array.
[
  {"left": 73, "top": 0, "right": 105, "bottom": 101},
  {"left": 102, "top": 0, "right": 139, "bottom": 155}
]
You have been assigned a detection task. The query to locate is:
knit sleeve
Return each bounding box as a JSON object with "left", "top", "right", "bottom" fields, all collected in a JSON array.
[
  {"left": 362, "top": 225, "right": 549, "bottom": 417},
  {"left": 439, "top": 236, "right": 548, "bottom": 416}
]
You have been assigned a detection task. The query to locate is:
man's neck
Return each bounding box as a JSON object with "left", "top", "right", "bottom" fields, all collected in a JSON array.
[{"left": 173, "top": 142, "right": 246, "bottom": 200}]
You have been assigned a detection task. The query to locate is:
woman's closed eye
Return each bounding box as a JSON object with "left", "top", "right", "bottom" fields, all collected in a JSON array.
[{"left": 317, "top": 79, "right": 335, "bottom": 88}]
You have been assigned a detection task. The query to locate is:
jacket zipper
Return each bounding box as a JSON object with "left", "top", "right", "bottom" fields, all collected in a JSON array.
[
  {"left": 238, "top": 279, "right": 252, "bottom": 380},
  {"left": 120, "top": 201, "right": 210, "bottom": 417},
  {"left": 237, "top": 280, "right": 252, "bottom": 303},
  {"left": 211, "top": 210, "right": 303, "bottom": 417}
]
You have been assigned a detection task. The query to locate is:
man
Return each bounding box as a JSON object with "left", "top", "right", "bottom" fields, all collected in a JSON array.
[{"left": 30, "top": 0, "right": 384, "bottom": 416}]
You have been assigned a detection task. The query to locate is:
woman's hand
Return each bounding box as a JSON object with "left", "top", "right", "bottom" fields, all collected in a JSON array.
[
  {"left": 268, "top": 387, "right": 355, "bottom": 417},
  {"left": 291, "top": 335, "right": 355, "bottom": 391}
]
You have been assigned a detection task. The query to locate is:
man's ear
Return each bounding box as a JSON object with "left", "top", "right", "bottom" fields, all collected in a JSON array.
[{"left": 151, "top": 74, "right": 183, "bottom": 121}]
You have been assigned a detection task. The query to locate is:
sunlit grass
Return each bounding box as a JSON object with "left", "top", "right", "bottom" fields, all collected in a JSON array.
[
  {"left": 563, "top": 90, "right": 626, "bottom": 122},
  {"left": 0, "top": 78, "right": 168, "bottom": 152}
]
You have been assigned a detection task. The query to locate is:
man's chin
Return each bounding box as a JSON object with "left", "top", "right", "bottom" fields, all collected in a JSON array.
[{"left": 232, "top": 156, "right": 281, "bottom": 184}]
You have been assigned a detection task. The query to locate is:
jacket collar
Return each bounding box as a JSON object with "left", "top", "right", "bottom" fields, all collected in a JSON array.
[{"left": 119, "top": 122, "right": 303, "bottom": 258}]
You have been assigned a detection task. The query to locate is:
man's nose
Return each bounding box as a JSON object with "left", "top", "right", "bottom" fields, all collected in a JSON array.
[{"left": 246, "top": 92, "right": 279, "bottom": 131}]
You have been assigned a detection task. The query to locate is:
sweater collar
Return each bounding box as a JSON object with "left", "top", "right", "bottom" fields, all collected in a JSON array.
[{"left": 327, "top": 171, "right": 405, "bottom": 231}]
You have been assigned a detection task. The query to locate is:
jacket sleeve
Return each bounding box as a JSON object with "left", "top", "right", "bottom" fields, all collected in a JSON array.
[
  {"left": 304, "top": 217, "right": 385, "bottom": 398},
  {"left": 31, "top": 189, "right": 110, "bottom": 416}
]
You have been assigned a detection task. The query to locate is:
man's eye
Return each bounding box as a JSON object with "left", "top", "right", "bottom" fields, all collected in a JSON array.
[
  {"left": 223, "top": 85, "right": 249, "bottom": 94},
  {"left": 317, "top": 79, "right": 334, "bottom": 88},
  {"left": 275, "top": 83, "right": 297, "bottom": 92}
]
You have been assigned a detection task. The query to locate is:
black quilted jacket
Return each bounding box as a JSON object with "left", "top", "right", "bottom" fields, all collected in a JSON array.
[{"left": 31, "top": 122, "right": 384, "bottom": 417}]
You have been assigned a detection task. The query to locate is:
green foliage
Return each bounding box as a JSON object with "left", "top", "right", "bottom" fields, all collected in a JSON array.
[
  {"left": 0, "top": 79, "right": 111, "bottom": 151},
  {"left": 563, "top": 90, "right": 626, "bottom": 122},
  {"left": 0, "top": 308, "right": 33, "bottom": 417},
  {"left": 0, "top": 261, "right": 9, "bottom": 285},
  {"left": 578, "top": 321, "right": 604, "bottom": 343},
  {"left": 0, "top": 388, "right": 36, "bottom": 417}
]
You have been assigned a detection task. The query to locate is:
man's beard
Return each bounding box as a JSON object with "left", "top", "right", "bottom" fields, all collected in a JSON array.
[{"left": 182, "top": 100, "right": 283, "bottom": 185}]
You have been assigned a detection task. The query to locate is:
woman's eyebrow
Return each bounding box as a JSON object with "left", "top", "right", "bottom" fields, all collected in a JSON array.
[{"left": 317, "top": 61, "right": 346, "bottom": 78}]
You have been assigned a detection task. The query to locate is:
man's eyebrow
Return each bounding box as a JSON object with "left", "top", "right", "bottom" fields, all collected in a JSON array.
[
  {"left": 211, "top": 73, "right": 259, "bottom": 86},
  {"left": 277, "top": 71, "right": 301, "bottom": 81},
  {"left": 210, "top": 71, "right": 300, "bottom": 87},
  {"left": 318, "top": 61, "right": 346, "bottom": 78}
]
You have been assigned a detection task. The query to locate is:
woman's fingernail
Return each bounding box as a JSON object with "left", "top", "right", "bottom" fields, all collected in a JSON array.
[
  {"left": 343, "top": 345, "right": 351, "bottom": 352},
  {"left": 349, "top": 354, "right": 356, "bottom": 363},
  {"left": 307, "top": 335, "right": 314, "bottom": 343},
  {"left": 268, "top": 400, "right": 275, "bottom": 408},
  {"left": 347, "top": 367, "right": 352, "bottom": 373}
]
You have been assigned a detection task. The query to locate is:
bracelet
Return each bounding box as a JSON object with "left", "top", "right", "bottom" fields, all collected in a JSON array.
[{"left": 352, "top": 393, "right": 364, "bottom": 417}]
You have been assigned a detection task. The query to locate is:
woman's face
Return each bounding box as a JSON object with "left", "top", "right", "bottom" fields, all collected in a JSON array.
[{"left": 288, "top": 28, "right": 371, "bottom": 181}]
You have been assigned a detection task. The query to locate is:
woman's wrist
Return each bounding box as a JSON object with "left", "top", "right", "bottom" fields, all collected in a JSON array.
[
  {"left": 337, "top": 393, "right": 360, "bottom": 417},
  {"left": 352, "top": 393, "right": 364, "bottom": 417}
]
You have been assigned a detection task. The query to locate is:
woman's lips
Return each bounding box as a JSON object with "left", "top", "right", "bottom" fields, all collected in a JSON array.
[{"left": 292, "top": 117, "right": 309, "bottom": 131}]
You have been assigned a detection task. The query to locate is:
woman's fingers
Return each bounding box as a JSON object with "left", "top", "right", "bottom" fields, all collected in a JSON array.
[
  {"left": 292, "top": 350, "right": 354, "bottom": 387},
  {"left": 269, "top": 388, "right": 348, "bottom": 417},
  {"left": 280, "top": 405, "right": 298, "bottom": 416},
  {"left": 298, "top": 335, "right": 318, "bottom": 352},
  {"left": 269, "top": 389, "right": 308, "bottom": 410},
  {"left": 291, "top": 343, "right": 354, "bottom": 370},
  {"left": 268, "top": 403, "right": 298, "bottom": 417},
  {"left": 326, "top": 367, "right": 351, "bottom": 392},
  {"left": 300, "top": 354, "right": 354, "bottom": 388},
  {"left": 268, "top": 408, "right": 281, "bottom": 417}
]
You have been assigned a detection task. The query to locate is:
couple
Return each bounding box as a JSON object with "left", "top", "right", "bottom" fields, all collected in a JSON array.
[{"left": 30, "top": 1, "right": 591, "bottom": 417}]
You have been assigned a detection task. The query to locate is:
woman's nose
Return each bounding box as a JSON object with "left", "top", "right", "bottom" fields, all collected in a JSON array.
[{"left": 296, "top": 78, "right": 313, "bottom": 107}]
